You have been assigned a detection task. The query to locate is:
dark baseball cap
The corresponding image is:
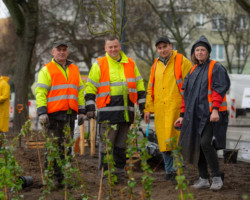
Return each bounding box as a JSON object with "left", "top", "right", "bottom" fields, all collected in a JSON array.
[
  {"left": 52, "top": 40, "right": 68, "bottom": 49},
  {"left": 155, "top": 36, "right": 171, "bottom": 47}
]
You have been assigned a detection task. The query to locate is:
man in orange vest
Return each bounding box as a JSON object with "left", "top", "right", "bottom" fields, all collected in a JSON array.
[
  {"left": 35, "top": 41, "right": 85, "bottom": 189},
  {"left": 85, "top": 36, "right": 146, "bottom": 181},
  {"left": 144, "top": 36, "right": 192, "bottom": 184}
]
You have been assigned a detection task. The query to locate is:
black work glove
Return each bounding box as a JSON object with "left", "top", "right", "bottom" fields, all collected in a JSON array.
[
  {"left": 87, "top": 111, "right": 96, "bottom": 119},
  {"left": 78, "top": 114, "right": 85, "bottom": 125}
]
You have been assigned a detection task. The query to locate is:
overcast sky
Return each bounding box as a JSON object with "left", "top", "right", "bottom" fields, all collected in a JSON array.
[{"left": 0, "top": 0, "right": 9, "bottom": 19}]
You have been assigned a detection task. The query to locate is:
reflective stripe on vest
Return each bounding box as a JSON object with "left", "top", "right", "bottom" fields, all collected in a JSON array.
[
  {"left": 46, "top": 61, "right": 79, "bottom": 114},
  {"left": 190, "top": 60, "right": 227, "bottom": 112},
  {"left": 150, "top": 53, "right": 183, "bottom": 101},
  {"left": 99, "top": 106, "right": 135, "bottom": 112},
  {"left": 96, "top": 56, "right": 138, "bottom": 109}
]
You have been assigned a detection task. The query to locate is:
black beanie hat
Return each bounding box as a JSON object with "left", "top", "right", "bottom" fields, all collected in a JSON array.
[{"left": 193, "top": 42, "right": 211, "bottom": 54}]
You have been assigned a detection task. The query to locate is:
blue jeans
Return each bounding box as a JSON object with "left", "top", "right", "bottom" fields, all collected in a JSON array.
[{"left": 162, "top": 151, "right": 175, "bottom": 174}]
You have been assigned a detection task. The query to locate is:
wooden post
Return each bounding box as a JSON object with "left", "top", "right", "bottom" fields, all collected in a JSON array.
[
  {"left": 90, "top": 119, "right": 96, "bottom": 156},
  {"left": 98, "top": 167, "right": 104, "bottom": 200},
  {"left": 4, "top": 185, "right": 9, "bottom": 200},
  {"left": 80, "top": 124, "right": 85, "bottom": 155}
]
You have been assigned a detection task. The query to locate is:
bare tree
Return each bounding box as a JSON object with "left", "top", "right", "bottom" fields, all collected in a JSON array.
[
  {"left": 0, "top": 18, "right": 18, "bottom": 86},
  {"left": 83, "top": 0, "right": 123, "bottom": 38},
  {"left": 32, "top": 0, "right": 105, "bottom": 72},
  {"left": 145, "top": 0, "right": 200, "bottom": 57},
  {"left": 3, "top": 0, "right": 38, "bottom": 134},
  {"left": 198, "top": 0, "right": 250, "bottom": 73},
  {"left": 125, "top": 0, "right": 158, "bottom": 65},
  {"left": 234, "top": 27, "right": 250, "bottom": 73},
  {"left": 236, "top": 0, "right": 250, "bottom": 14}
]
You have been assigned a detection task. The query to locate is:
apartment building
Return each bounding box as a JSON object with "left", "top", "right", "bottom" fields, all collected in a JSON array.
[{"left": 133, "top": 0, "right": 250, "bottom": 74}]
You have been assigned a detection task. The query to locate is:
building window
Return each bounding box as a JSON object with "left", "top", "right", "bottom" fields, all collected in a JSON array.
[
  {"left": 237, "top": 45, "right": 248, "bottom": 60},
  {"left": 211, "top": 44, "right": 224, "bottom": 60},
  {"left": 212, "top": 15, "right": 225, "bottom": 31},
  {"left": 195, "top": 14, "right": 206, "bottom": 27},
  {"left": 237, "top": 15, "right": 249, "bottom": 30}
]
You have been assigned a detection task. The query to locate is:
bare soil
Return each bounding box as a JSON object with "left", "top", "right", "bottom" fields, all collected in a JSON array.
[{"left": 12, "top": 142, "right": 250, "bottom": 200}]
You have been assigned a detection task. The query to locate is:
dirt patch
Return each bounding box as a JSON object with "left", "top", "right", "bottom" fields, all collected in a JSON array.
[{"left": 6, "top": 141, "right": 248, "bottom": 200}]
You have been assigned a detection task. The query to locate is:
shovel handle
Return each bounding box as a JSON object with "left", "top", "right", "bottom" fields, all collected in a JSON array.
[
  {"left": 223, "top": 135, "right": 241, "bottom": 171},
  {"left": 146, "top": 123, "right": 149, "bottom": 137}
]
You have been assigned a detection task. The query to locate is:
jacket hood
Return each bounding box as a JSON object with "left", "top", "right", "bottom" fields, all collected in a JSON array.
[
  {"left": 191, "top": 35, "right": 211, "bottom": 56},
  {"left": 0, "top": 76, "right": 9, "bottom": 82}
]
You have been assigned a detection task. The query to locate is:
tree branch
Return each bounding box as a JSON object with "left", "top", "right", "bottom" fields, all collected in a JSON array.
[
  {"left": 236, "top": 0, "right": 250, "bottom": 14},
  {"left": 3, "top": 0, "right": 25, "bottom": 36}
]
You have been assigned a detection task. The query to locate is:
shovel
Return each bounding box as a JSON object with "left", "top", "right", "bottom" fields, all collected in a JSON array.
[{"left": 221, "top": 135, "right": 241, "bottom": 182}]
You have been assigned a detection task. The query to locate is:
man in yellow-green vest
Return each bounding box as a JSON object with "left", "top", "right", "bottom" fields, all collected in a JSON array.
[
  {"left": 85, "top": 36, "right": 146, "bottom": 181},
  {"left": 35, "top": 40, "right": 85, "bottom": 188}
]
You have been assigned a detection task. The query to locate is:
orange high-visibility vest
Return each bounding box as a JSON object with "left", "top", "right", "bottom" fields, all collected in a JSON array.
[
  {"left": 46, "top": 61, "right": 79, "bottom": 114},
  {"left": 150, "top": 53, "right": 183, "bottom": 101},
  {"left": 189, "top": 60, "right": 227, "bottom": 112},
  {"left": 96, "top": 56, "right": 138, "bottom": 109}
]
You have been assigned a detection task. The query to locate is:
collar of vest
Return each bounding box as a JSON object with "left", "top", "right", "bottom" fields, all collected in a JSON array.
[
  {"left": 52, "top": 58, "right": 72, "bottom": 68},
  {"left": 159, "top": 54, "right": 172, "bottom": 65},
  {"left": 156, "top": 50, "right": 177, "bottom": 64},
  {"left": 105, "top": 51, "right": 129, "bottom": 63}
]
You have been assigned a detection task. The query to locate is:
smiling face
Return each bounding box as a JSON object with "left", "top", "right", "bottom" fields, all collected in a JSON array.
[
  {"left": 52, "top": 45, "right": 69, "bottom": 64},
  {"left": 194, "top": 46, "right": 209, "bottom": 63},
  {"left": 104, "top": 39, "right": 121, "bottom": 60},
  {"left": 156, "top": 42, "right": 172, "bottom": 59}
]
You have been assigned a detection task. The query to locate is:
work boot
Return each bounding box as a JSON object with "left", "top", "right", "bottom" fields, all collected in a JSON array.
[
  {"left": 50, "top": 178, "right": 64, "bottom": 191},
  {"left": 165, "top": 172, "right": 177, "bottom": 184},
  {"left": 165, "top": 173, "right": 171, "bottom": 180},
  {"left": 192, "top": 177, "right": 210, "bottom": 189},
  {"left": 114, "top": 168, "right": 126, "bottom": 176},
  {"left": 56, "top": 181, "right": 64, "bottom": 190},
  {"left": 210, "top": 176, "right": 223, "bottom": 191},
  {"left": 114, "top": 168, "right": 127, "bottom": 184},
  {"left": 170, "top": 172, "right": 177, "bottom": 185}
]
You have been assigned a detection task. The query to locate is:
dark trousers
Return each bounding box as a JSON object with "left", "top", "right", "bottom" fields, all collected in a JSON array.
[
  {"left": 98, "top": 123, "right": 130, "bottom": 176},
  {"left": 0, "top": 132, "right": 3, "bottom": 150},
  {"left": 45, "top": 115, "right": 75, "bottom": 183},
  {"left": 198, "top": 122, "right": 221, "bottom": 179}
]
